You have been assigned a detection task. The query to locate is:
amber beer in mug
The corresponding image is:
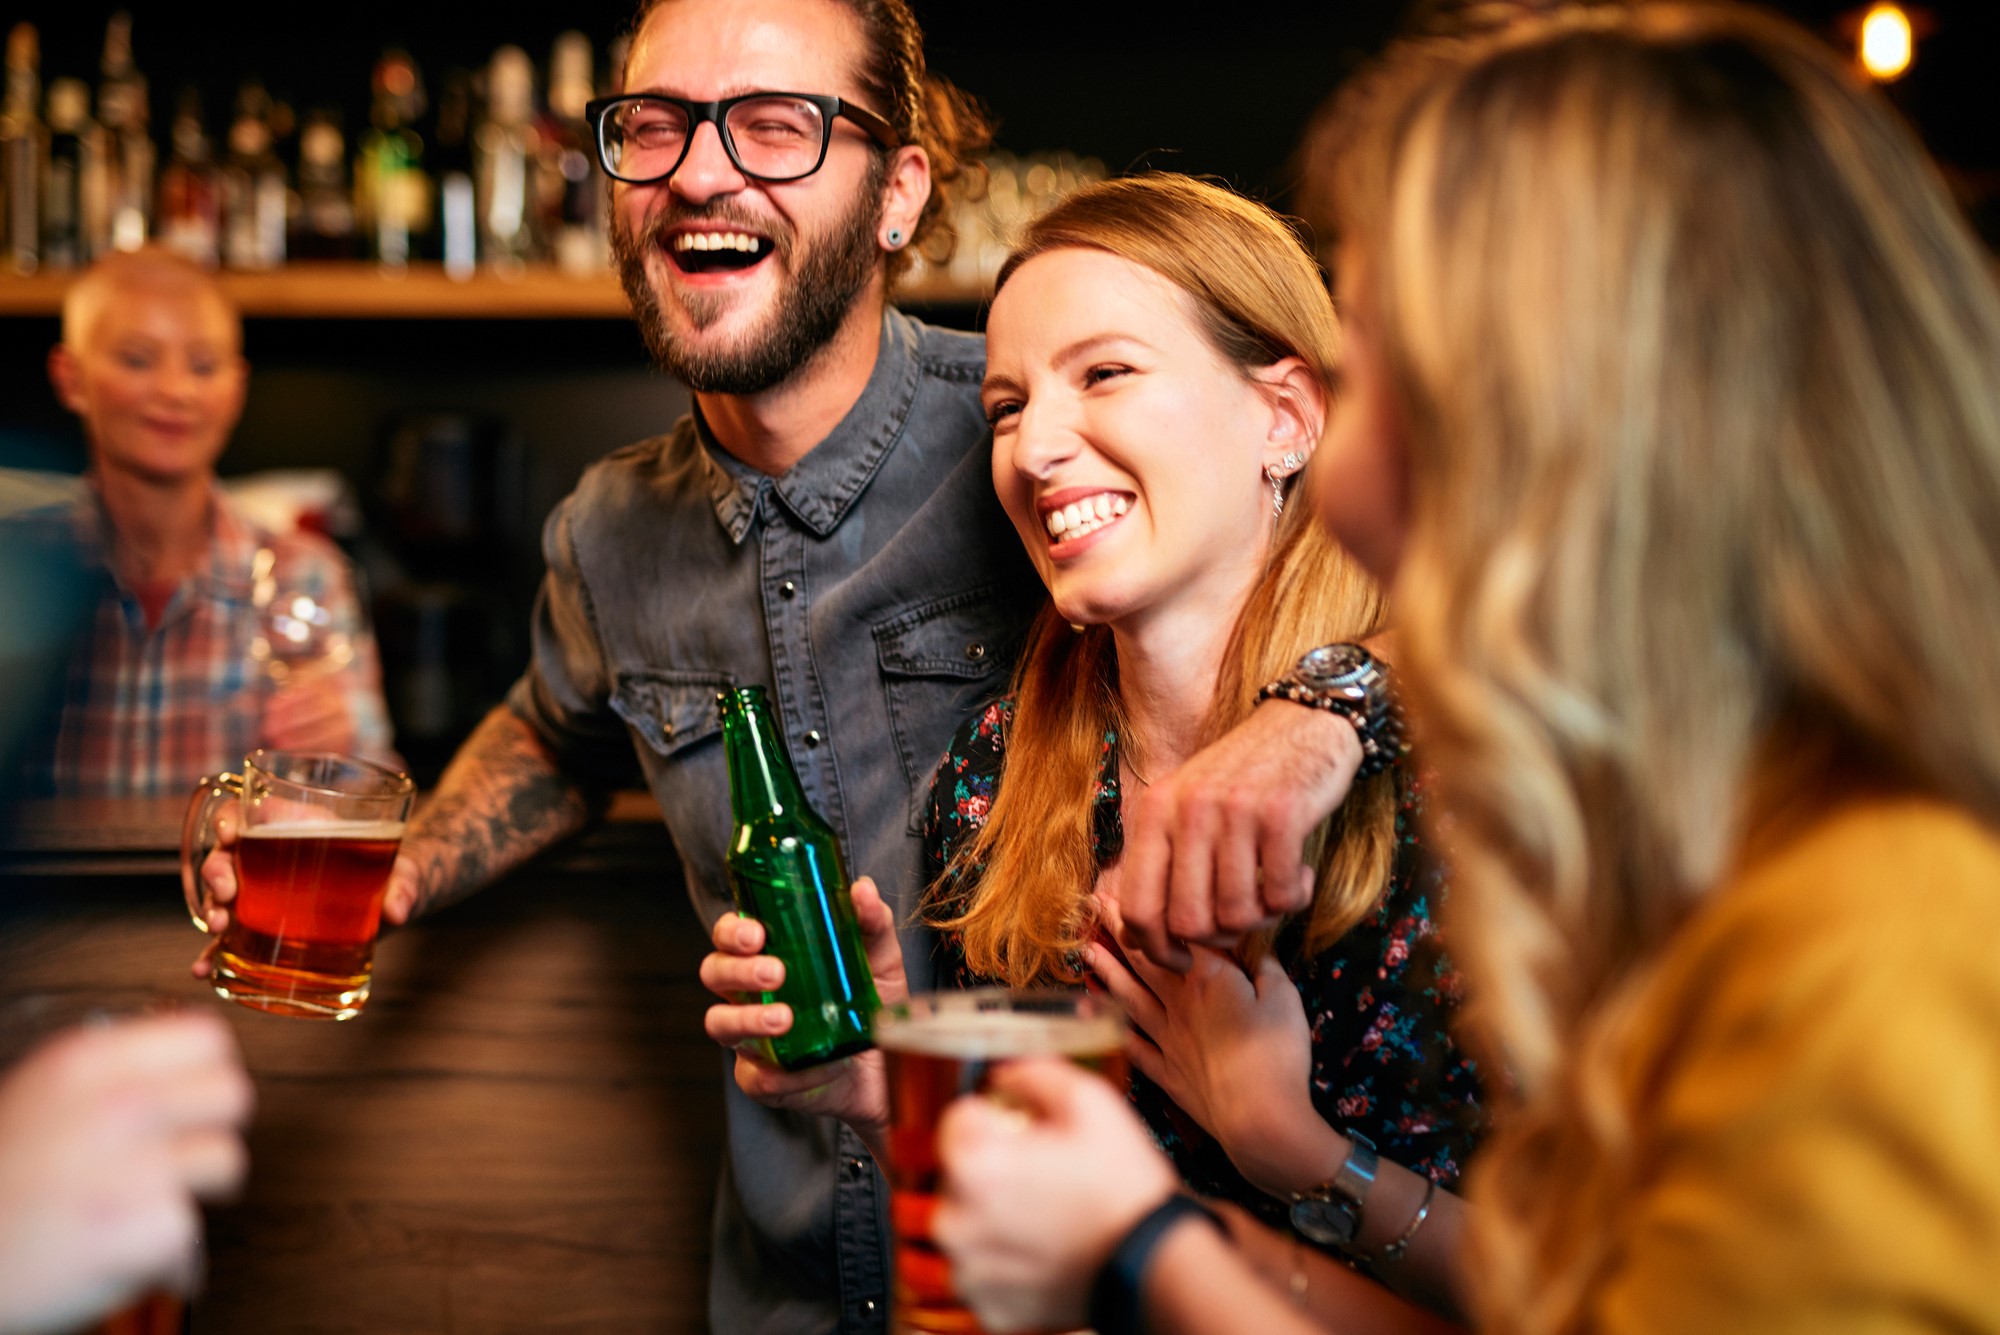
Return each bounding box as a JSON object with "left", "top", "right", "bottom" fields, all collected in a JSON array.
[
  {"left": 182, "top": 750, "right": 415, "bottom": 1020},
  {"left": 877, "top": 989, "right": 1126, "bottom": 1335}
]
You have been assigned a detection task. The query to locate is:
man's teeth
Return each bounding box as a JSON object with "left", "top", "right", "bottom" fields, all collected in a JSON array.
[
  {"left": 671, "top": 231, "right": 763, "bottom": 253},
  {"left": 1045, "top": 493, "right": 1129, "bottom": 540}
]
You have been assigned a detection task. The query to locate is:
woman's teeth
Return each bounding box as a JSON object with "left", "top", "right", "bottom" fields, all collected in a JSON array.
[{"left": 1045, "top": 493, "right": 1129, "bottom": 541}]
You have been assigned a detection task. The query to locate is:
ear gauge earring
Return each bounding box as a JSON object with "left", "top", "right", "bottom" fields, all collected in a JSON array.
[
  {"left": 884, "top": 227, "right": 907, "bottom": 249},
  {"left": 1267, "top": 451, "right": 1308, "bottom": 517}
]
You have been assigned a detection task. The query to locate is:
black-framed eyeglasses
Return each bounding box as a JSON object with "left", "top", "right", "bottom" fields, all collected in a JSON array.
[{"left": 585, "top": 92, "right": 902, "bottom": 185}]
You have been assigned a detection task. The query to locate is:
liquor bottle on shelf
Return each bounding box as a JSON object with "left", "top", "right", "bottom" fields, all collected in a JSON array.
[
  {"left": 476, "top": 45, "right": 538, "bottom": 273},
  {"left": 41, "top": 78, "right": 98, "bottom": 270},
  {"left": 542, "top": 32, "right": 604, "bottom": 276},
  {"left": 222, "top": 81, "right": 286, "bottom": 270},
  {"left": 356, "top": 49, "right": 430, "bottom": 271},
  {"left": 431, "top": 68, "right": 476, "bottom": 280},
  {"left": 290, "top": 108, "right": 357, "bottom": 260},
  {"left": 156, "top": 88, "right": 221, "bottom": 267},
  {"left": 97, "top": 11, "right": 151, "bottom": 253},
  {"left": 2, "top": 23, "right": 43, "bottom": 276},
  {"left": 718, "top": 685, "right": 880, "bottom": 1071}
]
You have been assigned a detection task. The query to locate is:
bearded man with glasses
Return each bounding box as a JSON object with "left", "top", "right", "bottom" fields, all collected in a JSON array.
[{"left": 196, "top": 1, "right": 1381, "bottom": 1331}]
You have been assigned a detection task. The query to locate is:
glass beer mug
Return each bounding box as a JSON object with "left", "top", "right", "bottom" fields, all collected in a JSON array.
[
  {"left": 181, "top": 749, "right": 414, "bottom": 1020},
  {"left": 876, "top": 989, "right": 1127, "bottom": 1334}
]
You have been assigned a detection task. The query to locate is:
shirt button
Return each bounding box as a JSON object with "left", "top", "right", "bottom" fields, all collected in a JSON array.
[
  {"left": 661, "top": 720, "right": 677, "bottom": 742},
  {"left": 965, "top": 641, "right": 986, "bottom": 661},
  {"left": 849, "top": 1157, "right": 868, "bottom": 1172},
  {"left": 862, "top": 1299, "right": 878, "bottom": 1315},
  {"left": 779, "top": 580, "right": 798, "bottom": 599},
  {"left": 804, "top": 729, "right": 823, "bottom": 748}
]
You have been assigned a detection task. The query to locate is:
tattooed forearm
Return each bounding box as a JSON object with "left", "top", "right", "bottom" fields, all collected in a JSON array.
[{"left": 400, "top": 706, "right": 601, "bottom": 917}]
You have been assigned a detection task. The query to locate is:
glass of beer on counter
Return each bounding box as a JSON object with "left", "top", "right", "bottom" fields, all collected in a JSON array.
[
  {"left": 876, "top": 989, "right": 1126, "bottom": 1335},
  {"left": 181, "top": 749, "right": 414, "bottom": 1020}
]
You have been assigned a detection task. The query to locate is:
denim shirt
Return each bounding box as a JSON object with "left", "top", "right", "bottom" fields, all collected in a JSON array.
[{"left": 507, "top": 309, "right": 1042, "bottom": 1334}]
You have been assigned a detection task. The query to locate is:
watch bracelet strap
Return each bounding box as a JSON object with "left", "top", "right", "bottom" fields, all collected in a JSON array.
[
  {"left": 1288, "top": 1129, "right": 1378, "bottom": 1253},
  {"left": 1088, "top": 1193, "right": 1224, "bottom": 1335}
]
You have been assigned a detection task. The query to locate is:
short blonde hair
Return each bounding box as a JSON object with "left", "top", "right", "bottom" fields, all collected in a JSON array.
[{"left": 61, "top": 248, "right": 240, "bottom": 350}]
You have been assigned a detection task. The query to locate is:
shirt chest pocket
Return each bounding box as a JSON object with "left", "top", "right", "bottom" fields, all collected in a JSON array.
[
  {"left": 874, "top": 587, "right": 1018, "bottom": 834},
  {"left": 609, "top": 669, "right": 733, "bottom": 761}
]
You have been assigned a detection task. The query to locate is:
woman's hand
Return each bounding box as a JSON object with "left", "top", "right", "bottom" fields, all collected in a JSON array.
[
  {"left": 700, "top": 876, "right": 905, "bottom": 1157},
  {"left": 934, "top": 1057, "right": 1181, "bottom": 1334},
  {"left": 259, "top": 676, "right": 357, "bottom": 755},
  {"left": 1086, "top": 893, "right": 1325, "bottom": 1198}
]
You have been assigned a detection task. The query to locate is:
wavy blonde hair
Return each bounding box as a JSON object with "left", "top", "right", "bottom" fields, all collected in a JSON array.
[
  {"left": 1329, "top": 7, "right": 2000, "bottom": 1331},
  {"left": 932, "top": 175, "right": 1396, "bottom": 986}
]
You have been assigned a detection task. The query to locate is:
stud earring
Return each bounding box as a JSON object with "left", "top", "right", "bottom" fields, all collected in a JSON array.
[{"left": 884, "top": 227, "right": 906, "bottom": 249}]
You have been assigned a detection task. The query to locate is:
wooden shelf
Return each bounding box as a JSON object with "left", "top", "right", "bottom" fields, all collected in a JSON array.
[{"left": 0, "top": 261, "right": 985, "bottom": 320}]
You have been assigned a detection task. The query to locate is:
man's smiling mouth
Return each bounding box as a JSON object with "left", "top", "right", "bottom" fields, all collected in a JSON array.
[{"left": 667, "top": 228, "right": 776, "bottom": 275}]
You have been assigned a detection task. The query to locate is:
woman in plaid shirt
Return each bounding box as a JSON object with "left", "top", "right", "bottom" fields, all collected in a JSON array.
[{"left": 30, "top": 249, "right": 394, "bottom": 798}]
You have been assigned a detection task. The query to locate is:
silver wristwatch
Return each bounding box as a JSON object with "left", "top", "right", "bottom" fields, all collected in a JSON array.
[
  {"left": 1288, "top": 1131, "right": 1379, "bottom": 1251},
  {"left": 1256, "top": 643, "right": 1406, "bottom": 779}
]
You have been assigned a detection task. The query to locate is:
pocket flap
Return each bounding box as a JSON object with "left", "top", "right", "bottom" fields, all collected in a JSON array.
[
  {"left": 874, "top": 586, "right": 1018, "bottom": 681},
  {"left": 610, "top": 670, "right": 733, "bottom": 759}
]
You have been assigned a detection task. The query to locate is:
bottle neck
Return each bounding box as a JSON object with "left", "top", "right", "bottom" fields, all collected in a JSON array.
[{"left": 720, "top": 697, "right": 810, "bottom": 820}]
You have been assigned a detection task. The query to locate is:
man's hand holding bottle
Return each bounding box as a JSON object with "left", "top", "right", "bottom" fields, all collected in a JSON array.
[{"left": 700, "top": 875, "right": 905, "bottom": 1161}]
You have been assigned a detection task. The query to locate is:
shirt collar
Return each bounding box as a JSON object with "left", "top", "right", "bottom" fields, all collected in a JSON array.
[
  {"left": 76, "top": 480, "right": 263, "bottom": 602},
  {"left": 697, "top": 309, "right": 926, "bottom": 543}
]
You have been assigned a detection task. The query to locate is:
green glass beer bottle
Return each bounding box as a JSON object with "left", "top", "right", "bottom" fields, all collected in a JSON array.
[{"left": 718, "top": 685, "right": 880, "bottom": 1070}]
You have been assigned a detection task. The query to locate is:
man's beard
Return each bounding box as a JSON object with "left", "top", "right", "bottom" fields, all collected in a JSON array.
[{"left": 611, "top": 167, "right": 884, "bottom": 397}]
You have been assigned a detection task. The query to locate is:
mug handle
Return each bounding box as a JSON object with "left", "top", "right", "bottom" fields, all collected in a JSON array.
[{"left": 181, "top": 771, "right": 245, "bottom": 932}]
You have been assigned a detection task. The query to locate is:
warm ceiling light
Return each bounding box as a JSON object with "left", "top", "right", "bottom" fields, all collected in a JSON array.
[{"left": 1860, "top": 3, "right": 1915, "bottom": 81}]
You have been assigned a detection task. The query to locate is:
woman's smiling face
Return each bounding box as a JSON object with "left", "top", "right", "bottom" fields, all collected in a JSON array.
[{"left": 981, "top": 247, "right": 1289, "bottom": 632}]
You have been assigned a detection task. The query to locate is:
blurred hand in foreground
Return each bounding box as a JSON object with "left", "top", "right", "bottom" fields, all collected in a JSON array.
[
  {"left": 934, "top": 1057, "right": 1179, "bottom": 1334},
  {"left": 0, "top": 1012, "right": 254, "bottom": 1335}
]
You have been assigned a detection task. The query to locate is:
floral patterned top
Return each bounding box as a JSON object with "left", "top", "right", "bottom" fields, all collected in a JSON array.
[{"left": 922, "top": 698, "right": 1484, "bottom": 1238}]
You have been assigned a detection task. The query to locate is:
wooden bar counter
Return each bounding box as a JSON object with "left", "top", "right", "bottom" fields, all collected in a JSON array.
[{"left": 0, "top": 794, "right": 723, "bottom": 1334}]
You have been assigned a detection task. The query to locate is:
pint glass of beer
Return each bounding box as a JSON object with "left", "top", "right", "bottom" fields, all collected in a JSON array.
[
  {"left": 876, "top": 989, "right": 1126, "bottom": 1335},
  {"left": 181, "top": 750, "right": 414, "bottom": 1020}
]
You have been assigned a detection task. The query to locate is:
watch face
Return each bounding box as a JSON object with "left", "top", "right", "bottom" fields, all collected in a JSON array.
[
  {"left": 1290, "top": 1196, "right": 1361, "bottom": 1248},
  {"left": 1298, "top": 643, "right": 1370, "bottom": 689}
]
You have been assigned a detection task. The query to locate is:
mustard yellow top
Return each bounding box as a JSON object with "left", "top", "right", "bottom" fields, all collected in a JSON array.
[{"left": 1577, "top": 798, "right": 2000, "bottom": 1333}]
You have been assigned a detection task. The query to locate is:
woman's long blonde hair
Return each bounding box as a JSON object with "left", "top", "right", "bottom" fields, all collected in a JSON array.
[
  {"left": 933, "top": 174, "right": 1395, "bottom": 987},
  {"left": 1331, "top": 7, "right": 2000, "bottom": 1330}
]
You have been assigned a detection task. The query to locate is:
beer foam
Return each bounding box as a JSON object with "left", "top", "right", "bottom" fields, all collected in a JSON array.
[
  {"left": 875, "top": 1004, "right": 1123, "bottom": 1059},
  {"left": 241, "top": 821, "right": 407, "bottom": 840}
]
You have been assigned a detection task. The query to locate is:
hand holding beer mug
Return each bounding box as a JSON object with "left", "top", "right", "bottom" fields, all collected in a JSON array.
[
  {"left": 935, "top": 1057, "right": 1187, "bottom": 1335},
  {"left": 876, "top": 990, "right": 1126, "bottom": 1335},
  {"left": 181, "top": 750, "right": 415, "bottom": 1020}
]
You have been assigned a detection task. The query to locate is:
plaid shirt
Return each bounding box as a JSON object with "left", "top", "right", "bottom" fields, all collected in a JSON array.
[{"left": 43, "top": 486, "right": 396, "bottom": 798}]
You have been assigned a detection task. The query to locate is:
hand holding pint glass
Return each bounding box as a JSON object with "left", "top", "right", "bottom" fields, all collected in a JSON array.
[
  {"left": 181, "top": 750, "right": 415, "bottom": 1020},
  {"left": 876, "top": 990, "right": 1126, "bottom": 1335}
]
